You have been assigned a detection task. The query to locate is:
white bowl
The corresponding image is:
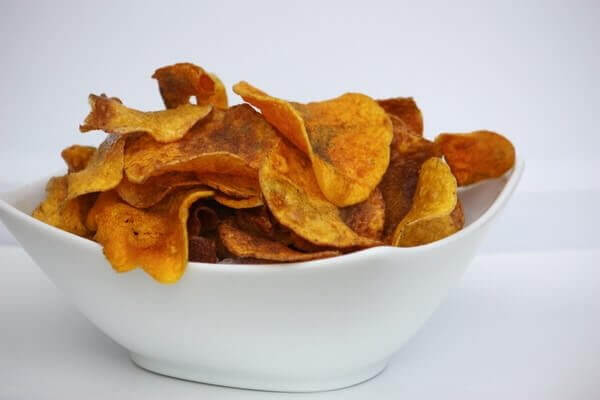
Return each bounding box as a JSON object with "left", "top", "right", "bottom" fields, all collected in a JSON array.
[{"left": 0, "top": 160, "right": 523, "bottom": 392}]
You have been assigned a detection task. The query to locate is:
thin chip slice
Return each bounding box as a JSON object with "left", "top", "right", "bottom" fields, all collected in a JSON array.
[
  {"left": 187, "top": 203, "right": 219, "bottom": 237},
  {"left": 391, "top": 157, "right": 460, "bottom": 247},
  {"left": 234, "top": 81, "right": 392, "bottom": 206},
  {"left": 67, "top": 134, "right": 126, "bottom": 200},
  {"left": 116, "top": 172, "right": 202, "bottom": 208},
  {"left": 435, "top": 130, "right": 516, "bottom": 186},
  {"left": 259, "top": 140, "right": 380, "bottom": 248},
  {"left": 88, "top": 188, "right": 214, "bottom": 283},
  {"left": 152, "top": 63, "right": 228, "bottom": 109},
  {"left": 340, "top": 187, "right": 385, "bottom": 240},
  {"left": 377, "top": 97, "right": 424, "bottom": 135},
  {"left": 219, "top": 218, "right": 340, "bottom": 262},
  {"left": 214, "top": 194, "right": 263, "bottom": 209},
  {"left": 196, "top": 173, "right": 260, "bottom": 198},
  {"left": 61, "top": 145, "right": 96, "bottom": 172},
  {"left": 80, "top": 94, "right": 212, "bottom": 143},
  {"left": 124, "top": 104, "right": 280, "bottom": 183},
  {"left": 32, "top": 176, "right": 96, "bottom": 237},
  {"left": 188, "top": 236, "right": 218, "bottom": 263}
]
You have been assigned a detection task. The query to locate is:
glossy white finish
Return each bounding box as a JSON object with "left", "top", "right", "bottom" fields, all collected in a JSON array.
[{"left": 0, "top": 160, "right": 523, "bottom": 392}]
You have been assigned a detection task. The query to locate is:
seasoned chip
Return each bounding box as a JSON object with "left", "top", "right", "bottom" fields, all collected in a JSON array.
[
  {"left": 88, "top": 188, "right": 214, "bottom": 283},
  {"left": 196, "top": 173, "right": 260, "bottom": 199},
  {"left": 219, "top": 218, "right": 340, "bottom": 262},
  {"left": 259, "top": 140, "right": 380, "bottom": 248},
  {"left": 214, "top": 194, "right": 263, "bottom": 209},
  {"left": 377, "top": 97, "right": 423, "bottom": 135},
  {"left": 435, "top": 130, "right": 516, "bottom": 186},
  {"left": 391, "top": 157, "right": 461, "bottom": 247},
  {"left": 187, "top": 203, "right": 219, "bottom": 237},
  {"left": 67, "top": 134, "right": 126, "bottom": 200},
  {"left": 234, "top": 81, "right": 392, "bottom": 206},
  {"left": 124, "top": 104, "right": 280, "bottom": 183},
  {"left": 152, "top": 63, "right": 228, "bottom": 109},
  {"left": 188, "top": 236, "right": 218, "bottom": 263},
  {"left": 80, "top": 94, "right": 212, "bottom": 143},
  {"left": 339, "top": 187, "right": 385, "bottom": 241},
  {"left": 61, "top": 145, "right": 96, "bottom": 172},
  {"left": 116, "top": 172, "right": 202, "bottom": 208}
]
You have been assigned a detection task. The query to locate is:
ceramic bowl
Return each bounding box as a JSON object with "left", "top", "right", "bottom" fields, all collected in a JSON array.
[{"left": 0, "top": 160, "right": 523, "bottom": 392}]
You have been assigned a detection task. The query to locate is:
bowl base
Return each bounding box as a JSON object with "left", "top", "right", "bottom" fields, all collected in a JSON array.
[{"left": 129, "top": 352, "right": 388, "bottom": 392}]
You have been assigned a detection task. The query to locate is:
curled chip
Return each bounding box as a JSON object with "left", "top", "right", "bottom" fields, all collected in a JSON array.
[
  {"left": 340, "top": 188, "right": 385, "bottom": 241},
  {"left": 124, "top": 104, "right": 280, "bottom": 183},
  {"left": 152, "top": 63, "right": 228, "bottom": 109},
  {"left": 32, "top": 176, "right": 96, "bottom": 237},
  {"left": 219, "top": 218, "right": 340, "bottom": 262},
  {"left": 234, "top": 81, "right": 392, "bottom": 206},
  {"left": 67, "top": 134, "right": 126, "bottom": 200},
  {"left": 259, "top": 140, "right": 380, "bottom": 248},
  {"left": 116, "top": 172, "right": 202, "bottom": 208},
  {"left": 391, "top": 157, "right": 461, "bottom": 247},
  {"left": 187, "top": 203, "right": 219, "bottom": 237},
  {"left": 80, "top": 94, "right": 212, "bottom": 143},
  {"left": 377, "top": 97, "right": 424, "bottom": 136},
  {"left": 435, "top": 130, "right": 516, "bottom": 186},
  {"left": 196, "top": 173, "right": 260, "bottom": 199},
  {"left": 61, "top": 145, "right": 96, "bottom": 172},
  {"left": 214, "top": 194, "right": 263, "bottom": 209},
  {"left": 87, "top": 188, "right": 214, "bottom": 283}
]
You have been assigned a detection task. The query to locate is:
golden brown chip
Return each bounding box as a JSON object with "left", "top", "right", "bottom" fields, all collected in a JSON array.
[
  {"left": 391, "top": 157, "right": 461, "bottom": 247},
  {"left": 116, "top": 172, "right": 202, "bottom": 208},
  {"left": 61, "top": 145, "right": 96, "bottom": 172},
  {"left": 196, "top": 173, "right": 260, "bottom": 198},
  {"left": 339, "top": 187, "right": 385, "bottom": 241},
  {"left": 214, "top": 194, "right": 263, "bottom": 209},
  {"left": 259, "top": 140, "right": 380, "bottom": 248},
  {"left": 187, "top": 204, "right": 219, "bottom": 237},
  {"left": 188, "top": 236, "right": 217, "bottom": 263},
  {"left": 124, "top": 104, "right": 280, "bottom": 183},
  {"left": 79, "top": 94, "right": 212, "bottom": 143},
  {"left": 219, "top": 218, "right": 340, "bottom": 262},
  {"left": 234, "top": 81, "right": 392, "bottom": 206},
  {"left": 152, "top": 63, "right": 228, "bottom": 109},
  {"left": 32, "top": 176, "right": 96, "bottom": 237},
  {"left": 377, "top": 97, "right": 423, "bottom": 135},
  {"left": 435, "top": 130, "right": 516, "bottom": 186},
  {"left": 67, "top": 134, "right": 126, "bottom": 200},
  {"left": 88, "top": 188, "right": 214, "bottom": 283}
]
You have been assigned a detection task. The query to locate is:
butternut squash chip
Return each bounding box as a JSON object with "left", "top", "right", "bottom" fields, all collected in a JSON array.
[
  {"left": 340, "top": 187, "right": 385, "bottom": 241},
  {"left": 116, "top": 172, "right": 202, "bottom": 208},
  {"left": 80, "top": 94, "right": 212, "bottom": 143},
  {"left": 61, "top": 145, "right": 96, "bottom": 172},
  {"left": 196, "top": 173, "right": 260, "bottom": 199},
  {"left": 214, "top": 194, "right": 263, "bottom": 209},
  {"left": 233, "top": 81, "right": 392, "bottom": 206},
  {"left": 377, "top": 97, "right": 423, "bottom": 136}
]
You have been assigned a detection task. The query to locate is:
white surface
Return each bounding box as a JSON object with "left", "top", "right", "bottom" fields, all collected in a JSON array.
[{"left": 1, "top": 246, "right": 599, "bottom": 399}]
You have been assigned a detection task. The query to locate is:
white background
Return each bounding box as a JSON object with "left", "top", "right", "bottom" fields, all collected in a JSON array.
[{"left": 1, "top": 1, "right": 599, "bottom": 398}]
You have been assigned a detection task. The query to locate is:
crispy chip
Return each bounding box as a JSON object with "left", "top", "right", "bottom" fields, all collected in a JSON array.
[
  {"left": 88, "top": 188, "right": 214, "bottom": 283},
  {"left": 61, "top": 145, "right": 96, "bottom": 172},
  {"left": 214, "top": 194, "right": 263, "bottom": 209},
  {"left": 340, "top": 187, "right": 385, "bottom": 240},
  {"left": 32, "top": 176, "right": 96, "bottom": 237},
  {"left": 435, "top": 130, "right": 516, "bottom": 186},
  {"left": 67, "top": 134, "right": 126, "bottom": 200},
  {"left": 124, "top": 104, "right": 280, "bottom": 183},
  {"left": 188, "top": 236, "right": 218, "bottom": 263},
  {"left": 259, "top": 140, "right": 380, "bottom": 248},
  {"left": 187, "top": 203, "right": 219, "bottom": 237},
  {"left": 196, "top": 173, "right": 260, "bottom": 198},
  {"left": 152, "top": 63, "right": 228, "bottom": 109},
  {"left": 116, "top": 172, "right": 202, "bottom": 208},
  {"left": 80, "top": 94, "right": 212, "bottom": 143},
  {"left": 377, "top": 97, "right": 424, "bottom": 135},
  {"left": 234, "top": 81, "right": 392, "bottom": 206},
  {"left": 391, "top": 157, "right": 461, "bottom": 247},
  {"left": 219, "top": 218, "right": 340, "bottom": 262}
]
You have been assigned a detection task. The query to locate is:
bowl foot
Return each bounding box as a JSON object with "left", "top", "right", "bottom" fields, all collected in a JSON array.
[{"left": 129, "top": 352, "right": 388, "bottom": 392}]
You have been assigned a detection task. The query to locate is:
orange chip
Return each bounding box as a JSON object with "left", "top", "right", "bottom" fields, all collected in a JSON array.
[
  {"left": 67, "top": 134, "right": 126, "bottom": 200},
  {"left": 391, "top": 157, "right": 461, "bottom": 247},
  {"left": 88, "top": 188, "right": 214, "bottom": 283},
  {"left": 219, "top": 218, "right": 340, "bottom": 262},
  {"left": 377, "top": 97, "right": 424, "bottom": 136},
  {"left": 124, "top": 104, "right": 280, "bottom": 183},
  {"left": 340, "top": 187, "right": 385, "bottom": 241},
  {"left": 61, "top": 145, "right": 96, "bottom": 172},
  {"left": 259, "top": 140, "right": 380, "bottom": 248},
  {"left": 214, "top": 194, "right": 263, "bottom": 209},
  {"left": 116, "top": 172, "right": 202, "bottom": 208},
  {"left": 234, "top": 81, "right": 392, "bottom": 206},
  {"left": 152, "top": 63, "right": 228, "bottom": 109},
  {"left": 435, "top": 130, "right": 516, "bottom": 186},
  {"left": 196, "top": 173, "right": 260, "bottom": 198},
  {"left": 80, "top": 94, "right": 212, "bottom": 143}
]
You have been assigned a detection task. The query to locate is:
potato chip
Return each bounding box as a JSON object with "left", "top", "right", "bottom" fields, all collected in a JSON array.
[
  {"left": 214, "top": 194, "right": 263, "bottom": 209},
  {"left": 32, "top": 176, "right": 96, "bottom": 237},
  {"left": 219, "top": 218, "right": 340, "bottom": 262},
  {"left": 88, "top": 188, "right": 214, "bottom": 283},
  {"left": 116, "top": 172, "right": 202, "bottom": 208},
  {"left": 188, "top": 236, "right": 218, "bottom": 263},
  {"left": 152, "top": 63, "right": 228, "bottom": 109},
  {"left": 196, "top": 173, "right": 260, "bottom": 199},
  {"left": 124, "top": 104, "right": 280, "bottom": 183},
  {"left": 67, "top": 134, "right": 126, "bottom": 200},
  {"left": 435, "top": 130, "right": 516, "bottom": 186},
  {"left": 391, "top": 157, "right": 461, "bottom": 247},
  {"left": 80, "top": 94, "right": 212, "bottom": 143},
  {"left": 339, "top": 187, "right": 385, "bottom": 241},
  {"left": 234, "top": 81, "right": 392, "bottom": 206},
  {"left": 377, "top": 97, "right": 423, "bottom": 135},
  {"left": 61, "top": 145, "right": 96, "bottom": 172},
  {"left": 259, "top": 140, "right": 380, "bottom": 248},
  {"left": 187, "top": 203, "right": 219, "bottom": 237}
]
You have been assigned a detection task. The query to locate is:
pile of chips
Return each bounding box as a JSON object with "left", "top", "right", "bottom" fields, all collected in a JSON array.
[{"left": 33, "top": 63, "right": 516, "bottom": 283}]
